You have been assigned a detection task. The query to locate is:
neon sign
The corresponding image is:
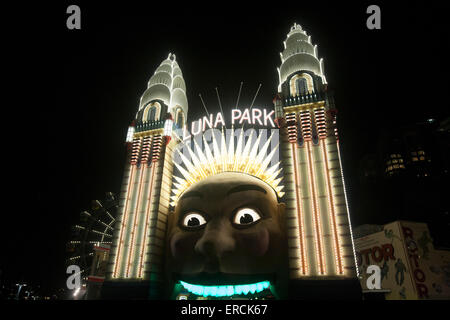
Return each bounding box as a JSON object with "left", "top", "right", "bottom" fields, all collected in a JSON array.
[{"left": 183, "top": 108, "right": 275, "bottom": 138}]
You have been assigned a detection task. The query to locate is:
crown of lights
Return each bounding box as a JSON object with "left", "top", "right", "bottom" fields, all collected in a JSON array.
[{"left": 171, "top": 128, "right": 284, "bottom": 206}]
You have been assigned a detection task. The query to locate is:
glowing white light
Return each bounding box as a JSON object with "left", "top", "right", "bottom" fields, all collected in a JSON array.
[{"left": 171, "top": 129, "right": 284, "bottom": 207}]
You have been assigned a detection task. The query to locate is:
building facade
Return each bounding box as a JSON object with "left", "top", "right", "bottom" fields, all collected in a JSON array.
[
  {"left": 101, "top": 23, "right": 360, "bottom": 299},
  {"left": 355, "top": 221, "right": 450, "bottom": 300}
]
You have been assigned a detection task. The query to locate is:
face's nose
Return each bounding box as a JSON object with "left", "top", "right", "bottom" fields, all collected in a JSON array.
[{"left": 194, "top": 223, "right": 235, "bottom": 271}]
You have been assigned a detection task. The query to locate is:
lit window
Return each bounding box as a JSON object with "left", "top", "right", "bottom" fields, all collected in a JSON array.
[
  {"left": 295, "top": 78, "right": 308, "bottom": 95},
  {"left": 412, "top": 157, "right": 418, "bottom": 161}
]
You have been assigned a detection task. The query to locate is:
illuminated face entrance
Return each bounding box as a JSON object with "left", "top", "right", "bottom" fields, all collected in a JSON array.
[{"left": 166, "top": 172, "right": 287, "bottom": 299}]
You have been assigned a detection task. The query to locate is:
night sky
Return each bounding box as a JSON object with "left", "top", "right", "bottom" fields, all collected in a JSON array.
[{"left": 2, "top": 1, "right": 449, "bottom": 294}]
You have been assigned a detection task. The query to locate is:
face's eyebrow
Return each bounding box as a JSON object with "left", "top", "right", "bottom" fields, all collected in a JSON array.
[
  {"left": 180, "top": 191, "right": 203, "bottom": 200},
  {"left": 227, "top": 184, "right": 267, "bottom": 196}
]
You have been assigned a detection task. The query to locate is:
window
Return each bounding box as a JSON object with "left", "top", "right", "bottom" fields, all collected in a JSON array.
[
  {"left": 176, "top": 111, "right": 184, "bottom": 128},
  {"left": 295, "top": 78, "right": 308, "bottom": 95},
  {"left": 148, "top": 107, "right": 156, "bottom": 121}
]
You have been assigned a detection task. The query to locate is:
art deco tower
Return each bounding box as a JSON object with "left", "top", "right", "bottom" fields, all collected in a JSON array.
[
  {"left": 102, "top": 53, "right": 188, "bottom": 298},
  {"left": 273, "top": 23, "right": 360, "bottom": 297}
]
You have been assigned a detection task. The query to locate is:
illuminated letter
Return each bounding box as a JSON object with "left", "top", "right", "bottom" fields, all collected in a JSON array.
[
  {"left": 203, "top": 114, "right": 213, "bottom": 132},
  {"left": 239, "top": 109, "right": 251, "bottom": 125},
  {"left": 191, "top": 119, "right": 202, "bottom": 135},
  {"left": 366, "top": 265, "right": 381, "bottom": 290},
  {"left": 183, "top": 126, "right": 191, "bottom": 141},
  {"left": 263, "top": 109, "right": 275, "bottom": 127},
  {"left": 66, "top": 5, "right": 81, "bottom": 30},
  {"left": 231, "top": 109, "right": 242, "bottom": 124},
  {"left": 214, "top": 112, "right": 226, "bottom": 127},
  {"left": 252, "top": 108, "right": 263, "bottom": 125},
  {"left": 366, "top": 5, "right": 381, "bottom": 30}
]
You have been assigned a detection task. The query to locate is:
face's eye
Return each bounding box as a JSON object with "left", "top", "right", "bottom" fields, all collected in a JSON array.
[
  {"left": 182, "top": 213, "right": 207, "bottom": 228},
  {"left": 233, "top": 208, "right": 261, "bottom": 226}
]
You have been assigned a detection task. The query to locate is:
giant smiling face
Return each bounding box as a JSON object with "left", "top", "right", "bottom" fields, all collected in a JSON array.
[{"left": 166, "top": 172, "right": 287, "bottom": 297}]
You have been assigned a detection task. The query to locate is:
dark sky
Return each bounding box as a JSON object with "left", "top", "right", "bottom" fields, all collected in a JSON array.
[{"left": 2, "top": 1, "right": 449, "bottom": 293}]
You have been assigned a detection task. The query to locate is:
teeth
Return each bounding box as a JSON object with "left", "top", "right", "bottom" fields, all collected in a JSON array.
[{"left": 179, "top": 280, "right": 270, "bottom": 297}]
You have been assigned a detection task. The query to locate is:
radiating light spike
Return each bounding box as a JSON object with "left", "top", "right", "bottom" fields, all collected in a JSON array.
[
  {"left": 255, "top": 132, "right": 275, "bottom": 165},
  {"left": 245, "top": 132, "right": 263, "bottom": 174},
  {"left": 234, "top": 128, "right": 245, "bottom": 171},
  {"left": 173, "top": 182, "right": 183, "bottom": 190},
  {"left": 173, "top": 175, "right": 185, "bottom": 184},
  {"left": 220, "top": 127, "right": 228, "bottom": 171},
  {"left": 240, "top": 130, "right": 254, "bottom": 167},
  {"left": 272, "top": 177, "right": 282, "bottom": 188},
  {"left": 266, "top": 168, "right": 283, "bottom": 185},
  {"left": 266, "top": 162, "right": 281, "bottom": 177},
  {"left": 255, "top": 136, "right": 277, "bottom": 176},
  {"left": 193, "top": 138, "right": 208, "bottom": 166},
  {"left": 227, "top": 126, "right": 235, "bottom": 170},
  {"left": 202, "top": 135, "right": 217, "bottom": 175},
  {"left": 211, "top": 130, "right": 222, "bottom": 167},
  {"left": 186, "top": 141, "right": 207, "bottom": 178},
  {"left": 174, "top": 160, "right": 196, "bottom": 185}
]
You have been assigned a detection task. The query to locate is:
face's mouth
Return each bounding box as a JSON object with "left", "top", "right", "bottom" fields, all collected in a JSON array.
[
  {"left": 179, "top": 280, "right": 270, "bottom": 298},
  {"left": 173, "top": 273, "right": 275, "bottom": 298}
]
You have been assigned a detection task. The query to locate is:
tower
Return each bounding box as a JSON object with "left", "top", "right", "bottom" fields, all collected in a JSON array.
[
  {"left": 273, "top": 23, "right": 361, "bottom": 298},
  {"left": 102, "top": 53, "right": 188, "bottom": 299}
]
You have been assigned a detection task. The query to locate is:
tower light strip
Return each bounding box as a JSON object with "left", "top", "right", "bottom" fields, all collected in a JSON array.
[
  {"left": 113, "top": 138, "right": 141, "bottom": 278},
  {"left": 286, "top": 112, "right": 307, "bottom": 275},
  {"left": 316, "top": 106, "right": 343, "bottom": 274},
  {"left": 139, "top": 135, "right": 163, "bottom": 278},
  {"left": 301, "top": 109, "right": 325, "bottom": 275},
  {"left": 300, "top": 110, "right": 324, "bottom": 275},
  {"left": 291, "top": 143, "right": 308, "bottom": 275},
  {"left": 306, "top": 139, "right": 326, "bottom": 275},
  {"left": 125, "top": 136, "right": 151, "bottom": 277},
  {"left": 138, "top": 160, "right": 156, "bottom": 278},
  {"left": 336, "top": 140, "right": 360, "bottom": 277}
]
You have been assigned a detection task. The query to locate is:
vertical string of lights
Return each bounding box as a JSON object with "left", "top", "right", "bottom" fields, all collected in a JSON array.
[
  {"left": 333, "top": 115, "right": 360, "bottom": 277},
  {"left": 139, "top": 135, "right": 163, "bottom": 279},
  {"left": 315, "top": 107, "right": 343, "bottom": 275},
  {"left": 125, "top": 136, "right": 152, "bottom": 278},
  {"left": 286, "top": 112, "right": 307, "bottom": 275},
  {"left": 301, "top": 110, "right": 326, "bottom": 275},
  {"left": 113, "top": 137, "right": 142, "bottom": 278}
]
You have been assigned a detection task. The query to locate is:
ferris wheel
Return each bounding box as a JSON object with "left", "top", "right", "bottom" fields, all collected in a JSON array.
[{"left": 66, "top": 192, "right": 118, "bottom": 288}]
